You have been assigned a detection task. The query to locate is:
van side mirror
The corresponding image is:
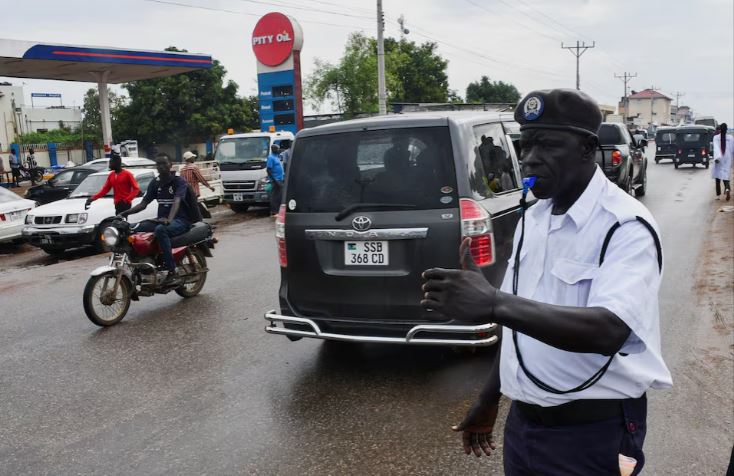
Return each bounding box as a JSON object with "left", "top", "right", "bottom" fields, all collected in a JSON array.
[{"left": 640, "top": 139, "right": 648, "bottom": 148}]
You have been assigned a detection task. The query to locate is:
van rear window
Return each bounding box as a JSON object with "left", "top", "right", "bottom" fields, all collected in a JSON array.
[
  {"left": 286, "top": 127, "right": 457, "bottom": 213},
  {"left": 598, "top": 124, "right": 625, "bottom": 145}
]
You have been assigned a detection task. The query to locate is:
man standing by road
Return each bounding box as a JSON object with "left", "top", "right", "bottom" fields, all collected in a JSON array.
[
  {"left": 180, "top": 151, "right": 215, "bottom": 218},
  {"left": 85, "top": 151, "right": 140, "bottom": 215},
  {"left": 266, "top": 144, "right": 284, "bottom": 217},
  {"left": 421, "top": 89, "right": 672, "bottom": 475},
  {"left": 9, "top": 148, "right": 21, "bottom": 187},
  {"left": 118, "top": 154, "right": 193, "bottom": 286}
]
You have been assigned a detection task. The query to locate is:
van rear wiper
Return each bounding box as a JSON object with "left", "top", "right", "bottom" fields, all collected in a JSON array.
[{"left": 335, "top": 203, "right": 416, "bottom": 221}]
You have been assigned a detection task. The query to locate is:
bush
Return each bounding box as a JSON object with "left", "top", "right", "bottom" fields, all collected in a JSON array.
[{"left": 18, "top": 129, "right": 82, "bottom": 145}]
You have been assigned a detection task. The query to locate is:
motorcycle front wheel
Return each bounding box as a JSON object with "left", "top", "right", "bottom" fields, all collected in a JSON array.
[
  {"left": 83, "top": 273, "right": 132, "bottom": 326},
  {"left": 175, "top": 248, "right": 207, "bottom": 298}
]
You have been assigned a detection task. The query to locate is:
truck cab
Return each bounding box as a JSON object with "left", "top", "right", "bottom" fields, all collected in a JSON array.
[{"left": 215, "top": 131, "right": 295, "bottom": 212}]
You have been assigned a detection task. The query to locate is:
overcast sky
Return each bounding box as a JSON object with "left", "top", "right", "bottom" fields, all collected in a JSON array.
[{"left": 2, "top": 0, "right": 732, "bottom": 125}]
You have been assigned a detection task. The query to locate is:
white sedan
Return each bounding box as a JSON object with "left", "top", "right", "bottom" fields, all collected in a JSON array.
[
  {"left": 23, "top": 169, "right": 158, "bottom": 254},
  {"left": 0, "top": 187, "right": 36, "bottom": 243}
]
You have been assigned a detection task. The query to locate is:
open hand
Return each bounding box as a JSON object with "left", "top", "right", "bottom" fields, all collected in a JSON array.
[
  {"left": 84, "top": 198, "right": 92, "bottom": 210},
  {"left": 420, "top": 237, "right": 500, "bottom": 324},
  {"left": 453, "top": 401, "right": 499, "bottom": 457},
  {"left": 156, "top": 217, "right": 171, "bottom": 225}
]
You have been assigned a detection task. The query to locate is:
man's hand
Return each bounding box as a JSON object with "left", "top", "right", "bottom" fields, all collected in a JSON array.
[
  {"left": 209, "top": 186, "right": 215, "bottom": 192},
  {"left": 453, "top": 400, "right": 499, "bottom": 457},
  {"left": 420, "top": 237, "right": 499, "bottom": 324},
  {"left": 157, "top": 217, "right": 171, "bottom": 225},
  {"left": 84, "top": 198, "right": 93, "bottom": 210}
]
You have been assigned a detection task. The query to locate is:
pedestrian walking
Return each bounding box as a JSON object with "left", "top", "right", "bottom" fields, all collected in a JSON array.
[
  {"left": 266, "top": 144, "right": 284, "bottom": 217},
  {"left": 712, "top": 123, "right": 732, "bottom": 201},
  {"left": 85, "top": 151, "right": 140, "bottom": 215},
  {"left": 8, "top": 149, "right": 21, "bottom": 187},
  {"left": 421, "top": 89, "right": 671, "bottom": 476},
  {"left": 180, "top": 151, "right": 215, "bottom": 218}
]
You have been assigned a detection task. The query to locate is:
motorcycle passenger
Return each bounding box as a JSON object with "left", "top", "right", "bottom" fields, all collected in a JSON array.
[{"left": 118, "top": 153, "right": 193, "bottom": 286}]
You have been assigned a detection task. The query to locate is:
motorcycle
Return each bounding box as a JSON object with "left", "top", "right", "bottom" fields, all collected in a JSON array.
[
  {"left": 82, "top": 218, "right": 215, "bottom": 326},
  {"left": 18, "top": 165, "right": 44, "bottom": 184}
]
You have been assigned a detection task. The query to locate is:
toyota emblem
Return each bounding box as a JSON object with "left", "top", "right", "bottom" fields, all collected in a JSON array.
[{"left": 352, "top": 216, "right": 372, "bottom": 232}]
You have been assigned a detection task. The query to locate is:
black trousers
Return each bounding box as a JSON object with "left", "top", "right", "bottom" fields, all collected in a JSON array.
[
  {"left": 504, "top": 396, "right": 647, "bottom": 476},
  {"left": 11, "top": 168, "right": 20, "bottom": 185},
  {"left": 115, "top": 201, "right": 132, "bottom": 215},
  {"left": 715, "top": 179, "right": 731, "bottom": 196},
  {"left": 270, "top": 180, "right": 283, "bottom": 215}
]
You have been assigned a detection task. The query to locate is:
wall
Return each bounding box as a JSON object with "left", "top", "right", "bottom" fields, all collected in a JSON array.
[
  {"left": 22, "top": 106, "right": 82, "bottom": 133},
  {"left": 0, "top": 84, "right": 25, "bottom": 151},
  {"left": 628, "top": 98, "right": 672, "bottom": 126}
]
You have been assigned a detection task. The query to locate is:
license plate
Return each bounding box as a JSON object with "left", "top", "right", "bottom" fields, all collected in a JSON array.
[
  {"left": 8, "top": 211, "right": 22, "bottom": 221},
  {"left": 233, "top": 193, "right": 244, "bottom": 201},
  {"left": 41, "top": 236, "right": 53, "bottom": 245},
  {"left": 344, "top": 241, "right": 389, "bottom": 266},
  {"left": 688, "top": 154, "right": 695, "bottom": 158}
]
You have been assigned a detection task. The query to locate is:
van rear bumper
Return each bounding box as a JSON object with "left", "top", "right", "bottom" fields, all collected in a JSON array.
[{"left": 264, "top": 310, "right": 498, "bottom": 347}]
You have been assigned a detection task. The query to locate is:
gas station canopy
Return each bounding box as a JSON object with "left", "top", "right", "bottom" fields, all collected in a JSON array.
[{"left": 0, "top": 39, "right": 213, "bottom": 151}]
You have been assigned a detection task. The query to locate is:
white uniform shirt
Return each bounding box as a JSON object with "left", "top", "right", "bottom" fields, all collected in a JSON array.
[{"left": 499, "top": 166, "right": 673, "bottom": 407}]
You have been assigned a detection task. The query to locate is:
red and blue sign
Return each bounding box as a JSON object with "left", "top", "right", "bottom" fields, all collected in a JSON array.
[{"left": 23, "top": 44, "right": 212, "bottom": 69}]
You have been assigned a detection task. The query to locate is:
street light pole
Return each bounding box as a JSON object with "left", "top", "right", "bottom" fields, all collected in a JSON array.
[{"left": 376, "top": 0, "right": 387, "bottom": 115}]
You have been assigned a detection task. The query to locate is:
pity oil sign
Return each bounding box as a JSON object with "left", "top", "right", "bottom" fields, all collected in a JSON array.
[{"left": 251, "top": 12, "right": 304, "bottom": 133}]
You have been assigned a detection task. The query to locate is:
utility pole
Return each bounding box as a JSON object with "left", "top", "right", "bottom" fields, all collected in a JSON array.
[
  {"left": 648, "top": 84, "right": 658, "bottom": 127},
  {"left": 671, "top": 91, "right": 685, "bottom": 109},
  {"left": 561, "top": 41, "right": 595, "bottom": 90},
  {"left": 376, "top": 0, "right": 387, "bottom": 115},
  {"left": 614, "top": 72, "right": 637, "bottom": 125}
]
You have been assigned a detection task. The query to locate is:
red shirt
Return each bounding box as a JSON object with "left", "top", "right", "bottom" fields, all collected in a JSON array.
[{"left": 92, "top": 169, "right": 140, "bottom": 204}]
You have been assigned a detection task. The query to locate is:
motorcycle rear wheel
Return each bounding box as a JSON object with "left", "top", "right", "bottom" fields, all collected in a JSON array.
[
  {"left": 83, "top": 273, "right": 132, "bottom": 326},
  {"left": 175, "top": 248, "right": 207, "bottom": 298}
]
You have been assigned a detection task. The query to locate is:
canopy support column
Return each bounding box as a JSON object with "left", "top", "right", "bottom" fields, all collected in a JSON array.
[{"left": 95, "top": 71, "right": 113, "bottom": 156}]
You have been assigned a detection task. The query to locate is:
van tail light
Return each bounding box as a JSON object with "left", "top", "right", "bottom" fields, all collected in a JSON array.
[
  {"left": 275, "top": 204, "right": 287, "bottom": 267},
  {"left": 459, "top": 198, "right": 495, "bottom": 267},
  {"left": 701, "top": 148, "right": 707, "bottom": 157},
  {"left": 611, "top": 149, "right": 622, "bottom": 166},
  {"left": 678, "top": 149, "right": 682, "bottom": 155}
]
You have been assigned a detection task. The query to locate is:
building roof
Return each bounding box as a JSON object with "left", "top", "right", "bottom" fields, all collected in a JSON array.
[
  {"left": 0, "top": 39, "right": 212, "bottom": 83},
  {"left": 629, "top": 89, "right": 671, "bottom": 100}
]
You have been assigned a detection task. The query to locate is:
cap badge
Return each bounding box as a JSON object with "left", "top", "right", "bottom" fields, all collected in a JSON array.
[{"left": 523, "top": 96, "right": 544, "bottom": 121}]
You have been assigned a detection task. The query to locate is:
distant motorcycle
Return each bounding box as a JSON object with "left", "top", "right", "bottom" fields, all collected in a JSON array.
[
  {"left": 82, "top": 218, "right": 215, "bottom": 326},
  {"left": 19, "top": 165, "right": 44, "bottom": 184}
]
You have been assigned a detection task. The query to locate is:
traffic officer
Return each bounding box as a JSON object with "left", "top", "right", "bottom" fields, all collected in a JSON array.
[{"left": 421, "top": 89, "right": 672, "bottom": 475}]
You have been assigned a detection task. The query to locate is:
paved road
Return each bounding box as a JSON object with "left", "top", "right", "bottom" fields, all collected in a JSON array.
[{"left": 0, "top": 156, "right": 731, "bottom": 475}]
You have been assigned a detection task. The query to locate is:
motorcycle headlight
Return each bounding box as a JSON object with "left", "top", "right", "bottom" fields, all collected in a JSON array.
[
  {"left": 25, "top": 214, "right": 34, "bottom": 225},
  {"left": 102, "top": 226, "right": 119, "bottom": 246}
]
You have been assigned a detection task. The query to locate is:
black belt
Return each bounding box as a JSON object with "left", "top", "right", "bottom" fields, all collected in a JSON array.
[{"left": 515, "top": 394, "right": 646, "bottom": 427}]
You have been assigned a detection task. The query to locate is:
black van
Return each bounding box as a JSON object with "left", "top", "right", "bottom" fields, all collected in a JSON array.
[
  {"left": 674, "top": 125, "right": 714, "bottom": 169},
  {"left": 654, "top": 126, "right": 677, "bottom": 164},
  {"left": 265, "top": 112, "right": 529, "bottom": 347}
]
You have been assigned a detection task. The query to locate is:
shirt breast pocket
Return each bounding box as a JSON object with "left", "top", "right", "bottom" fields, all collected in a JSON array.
[{"left": 550, "top": 259, "right": 599, "bottom": 307}]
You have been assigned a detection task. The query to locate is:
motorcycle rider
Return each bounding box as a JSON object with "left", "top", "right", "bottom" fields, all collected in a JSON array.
[{"left": 118, "top": 153, "right": 193, "bottom": 286}]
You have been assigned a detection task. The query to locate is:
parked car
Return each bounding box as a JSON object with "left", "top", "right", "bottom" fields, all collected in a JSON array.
[
  {"left": 23, "top": 169, "right": 157, "bottom": 255},
  {"left": 0, "top": 187, "right": 36, "bottom": 244},
  {"left": 24, "top": 167, "right": 96, "bottom": 205},
  {"left": 595, "top": 122, "right": 647, "bottom": 196},
  {"left": 172, "top": 159, "right": 224, "bottom": 208},
  {"left": 84, "top": 157, "right": 155, "bottom": 171},
  {"left": 654, "top": 127, "right": 677, "bottom": 164},
  {"left": 265, "top": 111, "right": 530, "bottom": 347},
  {"left": 673, "top": 125, "right": 714, "bottom": 169}
]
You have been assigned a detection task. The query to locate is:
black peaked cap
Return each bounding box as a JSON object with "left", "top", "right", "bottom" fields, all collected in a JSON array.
[{"left": 514, "top": 88, "right": 603, "bottom": 137}]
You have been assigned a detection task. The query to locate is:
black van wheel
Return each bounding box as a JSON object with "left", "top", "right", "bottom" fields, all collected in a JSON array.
[
  {"left": 674, "top": 162, "right": 679, "bottom": 169},
  {"left": 287, "top": 335, "right": 302, "bottom": 342},
  {"left": 230, "top": 203, "right": 249, "bottom": 213},
  {"left": 635, "top": 166, "right": 647, "bottom": 197},
  {"left": 705, "top": 161, "right": 710, "bottom": 169}
]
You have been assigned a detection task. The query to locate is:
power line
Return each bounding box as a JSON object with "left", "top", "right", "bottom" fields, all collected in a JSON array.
[
  {"left": 561, "top": 41, "right": 595, "bottom": 90},
  {"left": 232, "top": 0, "right": 373, "bottom": 21},
  {"left": 462, "top": 0, "right": 562, "bottom": 43},
  {"left": 614, "top": 72, "right": 637, "bottom": 123}
]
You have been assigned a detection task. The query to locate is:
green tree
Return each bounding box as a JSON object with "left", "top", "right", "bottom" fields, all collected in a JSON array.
[
  {"left": 80, "top": 88, "right": 125, "bottom": 145},
  {"left": 466, "top": 76, "right": 521, "bottom": 104},
  {"left": 306, "top": 33, "right": 450, "bottom": 117},
  {"left": 114, "top": 47, "right": 256, "bottom": 152}
]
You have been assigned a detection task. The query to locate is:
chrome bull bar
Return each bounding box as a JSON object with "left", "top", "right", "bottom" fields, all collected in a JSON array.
[{"left": 264, "top": 311, "right": 498, "bottom": 347}]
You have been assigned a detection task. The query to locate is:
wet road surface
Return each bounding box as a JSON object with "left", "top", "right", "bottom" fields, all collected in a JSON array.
[{"left": 0, "top": 156, "right": 731, "bottom": 475}]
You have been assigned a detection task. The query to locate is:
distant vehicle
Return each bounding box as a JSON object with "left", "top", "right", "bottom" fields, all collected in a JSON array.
[
  {"left": 84, "top": 157, "right": 155, "bottom": 172},
  {"left": 0, "top": 187, "right": 36, "bottom": 244},
  {"left": 654, "top": 127, "right": 677, "bottom": 164},
  {"left": 673, "top": 125, "right": 714, "bottom": 169},
  {"left": 266, "top": 111, "right": 529, "bottom": 347},
  {"left": 214, "top": 131, "right": 295, "bottom": 212},
  {"left": 595, "top": 122, "right": 648, "bottom": 196},
  {"left": 25, "top": 167, "right": 96, "bottom": 204},
  {"left": 694, "top": 116, "right": 718, "bottom": 129},
  {"left": 172, "top": 159, "right": 224, "bottom": 208},
  {"left": 22, "top": 169, "right": 158, "bottom": 255}
]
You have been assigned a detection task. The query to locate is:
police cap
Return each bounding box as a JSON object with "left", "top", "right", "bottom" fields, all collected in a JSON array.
[{"left": 514, "top": 89, "right": 602, "bottom": 137}]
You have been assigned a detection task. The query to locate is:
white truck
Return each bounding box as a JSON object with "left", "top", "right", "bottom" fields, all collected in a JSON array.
[{"left": 214, "top": 131, "right": 294, "bottom": 212}]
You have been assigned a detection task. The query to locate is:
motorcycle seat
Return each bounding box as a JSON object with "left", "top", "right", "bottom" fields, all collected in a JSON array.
[{"left": 171, "top": 222, "right": 211, "bottom": 248}]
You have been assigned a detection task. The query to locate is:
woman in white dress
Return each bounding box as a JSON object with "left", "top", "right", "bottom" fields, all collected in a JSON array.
[{"left": 712, "top": 123, "right": 733, "bottom": 201}]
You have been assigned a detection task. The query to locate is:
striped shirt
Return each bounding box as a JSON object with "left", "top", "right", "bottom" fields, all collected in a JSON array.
[{"left": 179, "top": 163, "right": 210, "bottom": 197}]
